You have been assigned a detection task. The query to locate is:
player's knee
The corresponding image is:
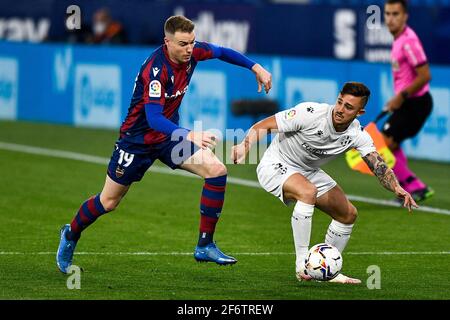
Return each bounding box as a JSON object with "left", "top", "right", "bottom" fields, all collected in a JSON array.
[
  {"left": 298, "top": 184, "right": 318, "bottom": 203},
  {"left": 100, "top": 197, "right": 121, "bottom": 212},
  {"left": 343, "top": 205, "right": 358, "bottom": 224},
  {"left": 205, "top": 163, "right": 227, "bottom": 178}
]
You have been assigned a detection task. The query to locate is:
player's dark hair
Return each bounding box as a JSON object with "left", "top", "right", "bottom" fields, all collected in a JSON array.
[
  {"left": 340, "top": 82, "right": 371, "bottom": 108},
  {"left": 164, "top": 15, "right": 195, "bottom": 35},
  {"left": 385, "top": 0, "right": 408, "bottom": 12}
]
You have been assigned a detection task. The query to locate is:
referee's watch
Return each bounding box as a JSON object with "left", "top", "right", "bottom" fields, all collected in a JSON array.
[{"left": 400, "top": 90, "right": 409, "bottom": 99}]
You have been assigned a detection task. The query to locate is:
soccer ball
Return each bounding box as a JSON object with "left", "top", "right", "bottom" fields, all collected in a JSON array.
[{"left": 304, "top": 243, "right": 343, "bottom": 281}]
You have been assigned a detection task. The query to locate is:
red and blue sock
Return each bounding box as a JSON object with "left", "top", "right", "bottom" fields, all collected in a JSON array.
[
  {"left": 67, "top": 194, "right": 108, "bottom": 241},
  {"left": 198, "top": 175, "right": 227, "bottom": 247}
]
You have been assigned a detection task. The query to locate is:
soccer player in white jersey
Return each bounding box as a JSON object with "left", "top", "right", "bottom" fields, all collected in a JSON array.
[{"left": 231, "top": 82, "right": 418, "bottom": 284}]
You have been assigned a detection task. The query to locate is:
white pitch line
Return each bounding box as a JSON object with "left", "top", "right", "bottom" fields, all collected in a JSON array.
[
  {"left": 1, "top": 141, "right": 450, "bottom": 216},
  {"left": 0, "top": 251, "right": 449, "bottom": 256}
]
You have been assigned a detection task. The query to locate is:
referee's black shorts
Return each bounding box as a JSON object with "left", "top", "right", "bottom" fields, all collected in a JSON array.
[{"left": 382, "top": 92, "right": 433, "bottom": 144}]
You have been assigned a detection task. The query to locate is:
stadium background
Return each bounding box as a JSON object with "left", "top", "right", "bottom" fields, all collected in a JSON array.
[
  {"left": 1, "top": 0, "right": 449, "bottom": 161},
  {"left": 0, "top": 0, "right": 449, "bottom": 302}
]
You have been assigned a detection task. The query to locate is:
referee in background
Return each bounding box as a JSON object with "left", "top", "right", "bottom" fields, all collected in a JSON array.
[{"left": 382, "top": 0, "right": 434, "bottom": 202}]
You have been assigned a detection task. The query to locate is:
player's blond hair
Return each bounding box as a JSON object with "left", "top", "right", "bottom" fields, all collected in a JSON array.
[{"left": 164, "top": 15, "right": 195, "bottom": 35}]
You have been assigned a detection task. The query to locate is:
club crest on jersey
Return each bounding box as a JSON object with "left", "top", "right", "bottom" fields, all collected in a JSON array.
[
  {"left": 149, "top": 80, "right": 161, "bottom": 98},
  {"left": 115, "top": 166, "right": 125, "bottom": 178},
  {"left": 284, "top": 109, "right": 297, "bottom": 120},
  {"left": 273, "top": 163, "right": 288, "bottom": 175},
  {"left": 340, "top": 136, "right": 352, "bottom": 146}
]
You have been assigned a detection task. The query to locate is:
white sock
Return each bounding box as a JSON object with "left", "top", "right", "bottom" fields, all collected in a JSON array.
[
  {"left": 291, "top": 201, "right": 315, "bottom": 273},
  {"left": 325, "top": 219, "right": 354, "bottom": 253}
]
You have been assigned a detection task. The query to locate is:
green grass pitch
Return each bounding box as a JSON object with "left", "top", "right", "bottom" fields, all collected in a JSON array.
[{"left": 0, "top": 120, "right": 449, "bottom": 300}]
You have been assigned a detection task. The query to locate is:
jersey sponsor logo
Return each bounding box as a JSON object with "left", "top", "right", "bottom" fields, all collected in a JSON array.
[
  {"left": 171, "top": 75, "right": 174, "bottom": 83},
  {"left": 317, "top": 130, "right": 324, "bottom": 137},
  {"left": 152, "top": 67, "right": 160, "bottom": 77},
  {"left": 284, "top": 109, "right": 297, "bottom": 120},
  {"left": 149, "top": 80, "right": 161, "bottom": 98},
  {"left": 307, "top": 106, "right": 314, "bottom": 113},
  {"left": 165, "top": 85, "right": 188, "bottom": 100},
  {"left": 302, "top": 142, "right": 328, "bottom": 156}
]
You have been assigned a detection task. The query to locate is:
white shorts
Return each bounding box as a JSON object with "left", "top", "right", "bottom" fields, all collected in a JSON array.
[{"left": 256, "top": 153, "right": 337, "bottom": 205}]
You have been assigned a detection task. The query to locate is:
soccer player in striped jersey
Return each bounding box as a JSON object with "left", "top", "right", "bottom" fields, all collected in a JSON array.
[
  {"left": 57, "top": 15, "right": 272, "bottom": 273},
  {"left": 383, "top": 0, "right": 434, "bottom": 202},
  {"left": 231, "top": 82, "right": 417, "bottom": 284}
]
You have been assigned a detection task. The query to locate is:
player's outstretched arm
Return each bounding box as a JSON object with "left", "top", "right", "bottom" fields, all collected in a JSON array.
[
  {"left": 231, "top": 115, "right": 278, "bottom": 164},
  {"left": 209, "top": 44, "right": 272, "bottom": 94},
  {"left": 251, "top": 63, "right": 272, "bottom": 94},
  {"left": 362, "top": 151, "right": 418, "bottom": 212}
]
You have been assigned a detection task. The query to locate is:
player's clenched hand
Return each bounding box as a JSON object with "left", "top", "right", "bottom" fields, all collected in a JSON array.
[
  {"left": 186, "top": 131, "right": 218, "bottom": 150},
  {"left": 252, "top": 63, "right": 272, "bottom": 94},
  {"left": 394, "top": 186, "right": 418, "bottom": 213},
  {"left": 231, "top": 143, "right": 248, "bottom": 164}
]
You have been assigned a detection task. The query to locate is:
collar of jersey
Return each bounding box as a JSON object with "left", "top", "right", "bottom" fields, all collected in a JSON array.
[{"left": 394, "top": 25, "right": 409, "bottom": 41}]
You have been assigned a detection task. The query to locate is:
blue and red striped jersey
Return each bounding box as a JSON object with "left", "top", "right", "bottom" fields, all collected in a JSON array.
[{"left": 119, "top": 41, "right": 215, "bottom": 152}]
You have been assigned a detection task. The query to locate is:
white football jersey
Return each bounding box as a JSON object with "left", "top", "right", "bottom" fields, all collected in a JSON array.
[{"left": 266, "top": 102, "right": 376, "bottom": 170}]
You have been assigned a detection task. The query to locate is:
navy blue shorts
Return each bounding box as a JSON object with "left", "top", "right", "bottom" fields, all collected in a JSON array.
[{"left": 107, "top": 137, "right": 199, "bottom": 186}]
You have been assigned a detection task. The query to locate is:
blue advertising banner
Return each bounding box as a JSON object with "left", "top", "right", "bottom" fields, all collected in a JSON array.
[{"left": 0, "top": 41, "right": 449, "bottom": 161}]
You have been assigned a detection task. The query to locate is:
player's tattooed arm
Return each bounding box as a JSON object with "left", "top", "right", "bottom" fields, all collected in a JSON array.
[
  {"left": 362, "top": 151, "right": 399, "bottom": 192},
  {"left": 362, "top": 151, "right": 419, "bottom": 212}
]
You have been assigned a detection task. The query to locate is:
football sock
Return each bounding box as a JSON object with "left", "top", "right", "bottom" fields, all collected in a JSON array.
[
  {"left": 406, "top": 176, "right": 426, "bottom": 194},
  {"left": 198, "top": 175, "right": 227, "bottom": 247},
  {"left": 325, "top": 219, "right": 354, "bottom": 253},
  {"left": 392, "top": 148, "right": 426, "bottom": 193},
  {"left": 67, "top": 194, "right": 108, "bottom": 241},
  {"left": 291, "top": 201, "right": 315, "bottom": 272}
]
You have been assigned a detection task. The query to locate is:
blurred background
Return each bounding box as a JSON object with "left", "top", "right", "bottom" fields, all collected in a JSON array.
[{"left": 0, "top": 0, "right": 449, "bottom": 162}]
